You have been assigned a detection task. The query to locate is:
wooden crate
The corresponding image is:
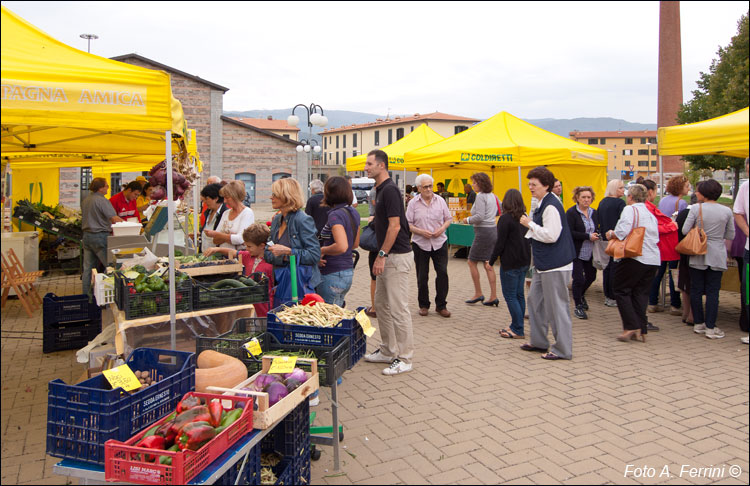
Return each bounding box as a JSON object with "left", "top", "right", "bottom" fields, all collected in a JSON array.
[
  {"left": 175, "top": 261, "right": 243, "bottom": 277},
  {"left": 210, "top": 356, "right": 319, "bottom": 429}
]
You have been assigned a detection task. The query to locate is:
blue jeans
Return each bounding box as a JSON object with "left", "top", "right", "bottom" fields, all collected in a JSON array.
[
  {"left": 316, "top": 269, "right": 354, "bottom": 307},
  {"left": 649, "top": 260, "right": 681, "bottom": 307},
  {"left": 499, "top": 266, "right": 528, "bottom": 337},
  {"left": 689, "top": 267, "right": 723, "bottom": 329},
  {"left": 82, "top": 232, "right": 109, "bottom": 297}
]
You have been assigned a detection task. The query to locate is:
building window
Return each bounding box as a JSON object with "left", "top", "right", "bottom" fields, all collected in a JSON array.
[
  {"left": 272, "top": 172, "right": 291, "bottom": 181},
  {"left": 343, "top": 153, "right": 347, "bottom": 165},
  {"left": 388, "top": 129, "right": 393, "bottom": 145},
  {"left": 80, "top": 167, "right": 92, "bottom": 191},
  {"left": 353, "top": 133, "right": 357, "bottom": 147},
  {"left": 638, "top": 161, "right": 648, "bottom": 167},
  {"left": 374, "top": 131, "right": 380, "bottom": 146},
  {"left": 411, "top": 126, "right": 414, "bottom": 132},
  {"left": 649, "top": 137, "right": 656, "bottom": 144},
  {"left": 282, "top": 134, "right": 290, "bottom": 139},
  {"left": 396, "top": 128, "right": 404, "bottom": 140},
  {"left": 235, "top": 173, "right": 256, "bottom": 204},
  {"left": 638, "top": 149, "right": 649, "bottom": 156},
  {"left": 625, "top": 138, "right": 633, "bottom": 144},
  {"left": 588, "top": 138, "right": 599, "bottom": 145},
  {"left": 640, "top": 138, "right": 647, "bottom": 144},
  {"left": 651, "top": 149, "right": 657, "bottom": 156},
  {"left": 336, "top": 136, "right": 339, "bottom": 149},
  {"left": 324, "top": 138, "right": 327, "bottom": 149},
  {"left": 651, "top": 160, "right": 657, "bottom": 167},
  {"left": 336, "top": 152, "right": 339, "bottom": 165},
  {"left": 343, "top": 135, "right": 346, "bottom": 148},
  {"left": 110, "top": 173, "right": 122, "bottom": 193},
  {"left": 352, "top": 151, "right": 357, "bottom": 157},
  {"left": 455, "top": 125, "right": 469, "bottom": 134},
  {"left": 600, "top": 138, "right": 606, "bottom": 145},
  {"left": 623, "top": 149, "right": 633, "bottom": 156}
]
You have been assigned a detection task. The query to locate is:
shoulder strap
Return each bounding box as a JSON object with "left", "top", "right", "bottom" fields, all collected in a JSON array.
[
  {"left": 674, "top": 197, "right": 680, "bottom": 214},
  {"left": 699, "top": 203, "right": 703, "bottom": 229}
]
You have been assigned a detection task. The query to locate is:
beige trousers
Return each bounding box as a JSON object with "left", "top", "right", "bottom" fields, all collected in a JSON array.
[{"left": 374, "top": 252, "right": 415, "bottom": 364}]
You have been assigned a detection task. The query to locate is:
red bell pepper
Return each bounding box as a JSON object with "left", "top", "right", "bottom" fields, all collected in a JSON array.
[
  {"left": 208, "top": 400, "right": 223, "bottom": 428},
  {"left": 169, "top": 406, "right": 209, "bottom": 436},
  {"left": 176, "top": 396, "right": 203, "bottom": 414},
  {"left": 137, "top": 435, "right": 166, "bottom": 462},
  {"left": 177, "top": 421, "right": 216, "bottom": 451}
]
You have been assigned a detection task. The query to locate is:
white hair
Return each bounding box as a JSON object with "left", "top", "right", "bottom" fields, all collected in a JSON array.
[
  {"left": 604, "top": 179, "right": 623, "bottom": 197},
  {"left": 206, "top": 175, "right": 222, "bottom": 184},
  {"left": 414, "top": 173, "right": 433, "bottom": 188},
  {"left": 309, "top": 179, "right": 324, "bottom": 193}
]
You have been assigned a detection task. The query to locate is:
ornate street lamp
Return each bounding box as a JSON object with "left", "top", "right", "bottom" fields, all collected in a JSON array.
[{"left": 288, "top": 104, "right": 327, "bottom": 184}]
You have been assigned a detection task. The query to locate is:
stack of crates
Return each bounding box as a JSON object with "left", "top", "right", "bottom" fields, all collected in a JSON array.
[
  {"left": 260, "top": 400, "right": 311, "bottom": 485},
  {"left": 42, "top": 293, "right": 102, "bottom": 354}
]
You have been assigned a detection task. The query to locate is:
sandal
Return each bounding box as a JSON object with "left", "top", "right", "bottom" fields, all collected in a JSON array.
[
  {"left": 541, "top": 352, "right": 562, "bottom": 360},
  {"left": 520, "top": 343, "right": 547, "bottom": 352},
  {"left": 499, "top": 329, "right": 524, "bottom": 339}
]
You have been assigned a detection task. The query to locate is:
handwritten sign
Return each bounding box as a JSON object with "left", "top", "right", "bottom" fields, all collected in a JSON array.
[
  {"left": 268, "top": 356, "right": 297, "bottom": 375},
  {"left": 356, "top": 310, "right": 377, "bottom": 338},
  {"left": 243, "top": 338, "right": 262, "bottom": 358},
  {"left": 102, "top": 364, "right": 142, "bottom": 392}
]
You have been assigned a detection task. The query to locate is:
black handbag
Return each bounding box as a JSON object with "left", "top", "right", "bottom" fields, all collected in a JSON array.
[{"left": 360, "top": 221, "right": 378, "bottom": 252}]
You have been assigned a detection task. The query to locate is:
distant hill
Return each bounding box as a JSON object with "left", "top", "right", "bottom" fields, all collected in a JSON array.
[{"left": 223, "top": 109, "right": 656, "bottom": 139}]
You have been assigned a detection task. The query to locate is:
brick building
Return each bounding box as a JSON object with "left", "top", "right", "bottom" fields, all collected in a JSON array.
[{"left": 58, "top": 54, "right": 302, "bottom": 210}]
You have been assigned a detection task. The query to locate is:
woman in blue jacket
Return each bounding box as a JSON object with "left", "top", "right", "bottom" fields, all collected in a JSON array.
[{"left": 265, "top": 177, "right": 322, "bottom": 307}]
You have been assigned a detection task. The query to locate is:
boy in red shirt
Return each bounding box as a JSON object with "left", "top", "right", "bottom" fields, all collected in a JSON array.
[
  {"left": 205, "top": 223, "right": 274, "bottom": 317},
  {"left": 109, "top": 181, "right": 142, "bottom": 223}
]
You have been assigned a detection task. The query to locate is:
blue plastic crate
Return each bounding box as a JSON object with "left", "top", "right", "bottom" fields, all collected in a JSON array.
[
  {"left": 217, "top": 442, "right": 261, "bottom": 485},
  {"left": 46, "top": 347, "right": 195, "bottom": 465},
  {"left": 267, "top": 302, "right": 367, "bottom": 370},
  {"left": 43, "top": 293, "right": 100, "bottom": 326},
  {"left": 262, "top": 400, "right": 310, "bottom": 461},
  {"left": 274, "top": 458, "right": 294, "bottom": 485},
  {"left": 295, "top": 445, "right": 311, "bottom": 485}
]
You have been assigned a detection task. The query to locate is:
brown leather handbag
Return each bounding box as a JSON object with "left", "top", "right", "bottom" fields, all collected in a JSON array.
[
  {"left": 605, "top": 206, "right": 645, "bottom": 259},
  {"left": 675, "top": 203, "right": 708, "bottom": 255}
]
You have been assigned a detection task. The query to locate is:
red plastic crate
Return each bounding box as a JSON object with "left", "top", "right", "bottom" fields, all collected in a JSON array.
[{"left": 104, "top": 392, "right": 253, "bottom": 485}]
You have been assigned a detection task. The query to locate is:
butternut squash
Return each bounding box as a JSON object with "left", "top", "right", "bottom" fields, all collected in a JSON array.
[{"left": 195, "top": 350, "right": 248, "bottom": 393}]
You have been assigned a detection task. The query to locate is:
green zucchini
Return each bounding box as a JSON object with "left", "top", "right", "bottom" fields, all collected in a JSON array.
[{"left": 210, "top": 279, "right": 246, "bottom": 290}]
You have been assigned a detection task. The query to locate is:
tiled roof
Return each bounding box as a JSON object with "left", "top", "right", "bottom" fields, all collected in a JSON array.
[
  {"left": 321, "top": 111, "right": 480, "bottom": 134},
  {"left": 569, "top": 130, "right": 657, "bottom": 138},
  {"left": 230, "top": 117, "right": 300, "bottom": 131}
]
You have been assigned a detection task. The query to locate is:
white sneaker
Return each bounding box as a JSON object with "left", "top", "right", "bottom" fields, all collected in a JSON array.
[
  {"left": 741, "top": 336, "right": 749, "bottom": 344},
  {"left": 382, "top": 359, "right": 412, "bottom": 376},
  {"left": 693, "top": 323, "right": 708, "bottom": 334},
  {"left": 705, "top": 327, "right": 725, "bottom": 339},
  {"left": 364, "top": 349, "right": 394, "bottom": 363},
  {"left": 604, "top": 298, "right": 618, "bottom": 307}
]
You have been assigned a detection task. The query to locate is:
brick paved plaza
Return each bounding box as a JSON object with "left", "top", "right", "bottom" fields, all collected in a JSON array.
[{"left": 1, "top": 257, "right": 748, "bottom": 485}]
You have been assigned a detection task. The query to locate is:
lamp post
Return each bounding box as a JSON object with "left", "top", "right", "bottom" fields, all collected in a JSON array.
[
  {"left": 79, "top": 33, "right": 98, "bottom": 53},
  {"left": 288, "top": 104, "right": 327, "bottom": 185},
  {"left": 297, "top": 139, "right": 322, "bottom": 183}
]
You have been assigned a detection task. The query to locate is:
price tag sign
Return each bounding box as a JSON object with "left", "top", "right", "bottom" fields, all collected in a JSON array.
[
  {"left": 268, "top": 356, "right": 297, "bottom": 375},
  {"left": 356, "top": 309, "right": 377, "bottom": 338},
  {"left": 243, "top": 338, "right": 262, "bottom": 358},
  {"left": 102, "top": 364, "right": 142, "bottom": 392}
]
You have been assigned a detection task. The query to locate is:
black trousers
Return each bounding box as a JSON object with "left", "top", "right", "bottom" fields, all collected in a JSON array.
[
  {"left": 572, "top": 257, "right": 597, "bottom": 306},
  {"left": 603, "top": 259, "right": 617, "bottom": 299},
  {"left": 614, "top": 259, "right": 658, "bottom": 333},
  {"left": 412, "top": 242, "right": 449, "bottom": 310}
]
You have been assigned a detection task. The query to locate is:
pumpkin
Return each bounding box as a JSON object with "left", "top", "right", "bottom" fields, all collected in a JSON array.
[{"left": 195, "top": 350, "right": 248, "bottom": 393}]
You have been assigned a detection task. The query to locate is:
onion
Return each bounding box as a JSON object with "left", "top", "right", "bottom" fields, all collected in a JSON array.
[
  {"left": 285, "top": 378, "right": 301, "bottom": 392},
  {"left": 150, "top": 185, "right": 166, "bottom": 201},
  {"left": 253, "top": 373, "right": 280, "bottom": 391},
  {"left": 283, "top": 368, "right": 307, "bottom": 384},
  {"left": 266, "top": 382, "right": 289, "bottom": 406}
]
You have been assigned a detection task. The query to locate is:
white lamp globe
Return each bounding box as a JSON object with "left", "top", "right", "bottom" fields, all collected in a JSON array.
[
  {"left": 304, "top": 145, "right": 312, "bottom": 153},
  {"left": 310, "top": 113, "right": 322, "bottom": 126},
  {"left": 296, "top": 145, "right": 304, "bottom": 152},
  {"left": 287, "top": 115, "right": 299, "bottom": 127},
  {"left": 313, "top": 145, "right": 321, "bottom": 153},
  {"left": 318, "top": 115, "right": 328, "bottom": 127}
]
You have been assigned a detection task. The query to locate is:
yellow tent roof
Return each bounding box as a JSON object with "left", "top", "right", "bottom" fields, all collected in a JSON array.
[
  {"left": 402, "top": 111, "right": 608, "bottom": 170},
  {"left": 1, "top": 6, "right": 187, "bottom": 158},
  {"left": 345, "top": 123, "right": 445, "bottom": 171},
  {"left": 657, "top": 107, "right": 749, "bottom": 158}
]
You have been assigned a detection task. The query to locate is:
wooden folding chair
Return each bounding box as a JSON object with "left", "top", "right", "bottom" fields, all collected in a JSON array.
[{"left": 1, "top": 247, "right": 44, "bottom": 318}]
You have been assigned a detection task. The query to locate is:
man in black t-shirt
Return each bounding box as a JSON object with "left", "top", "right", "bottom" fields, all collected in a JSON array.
[
  {"left": 363, "top": 149, "right": 414, "bottom": 375},
  {"left": 305, "top": 179, "right": 330, "bottom": 238}
]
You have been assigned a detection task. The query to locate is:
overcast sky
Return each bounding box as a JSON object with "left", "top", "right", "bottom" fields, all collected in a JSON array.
[{"left": 3, "top": 1, "right": 747, "bottom": 123}]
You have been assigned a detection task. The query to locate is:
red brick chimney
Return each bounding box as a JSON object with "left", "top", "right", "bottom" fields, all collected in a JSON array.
[{"left": 658, "top": 1, "right": 684, "bottom": 176}]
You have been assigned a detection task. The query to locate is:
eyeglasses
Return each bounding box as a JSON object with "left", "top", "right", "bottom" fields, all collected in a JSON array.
[{"left": 420, "top": 184, "right": 433, "bottom": 189}]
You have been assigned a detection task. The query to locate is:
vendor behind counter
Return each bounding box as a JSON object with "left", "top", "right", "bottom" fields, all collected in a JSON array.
[{"left": 81, "top": 177, "right": 123, "bottom": 297}]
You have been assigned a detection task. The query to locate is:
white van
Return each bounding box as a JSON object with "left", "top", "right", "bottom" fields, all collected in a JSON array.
[{"left": 350, "top": 177, "right": 375, "bottom": 204}]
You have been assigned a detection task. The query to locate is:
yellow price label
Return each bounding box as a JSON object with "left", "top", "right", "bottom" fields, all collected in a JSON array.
[
  {"left": 356, "top": 309, "right": 376, "bottom": 338},
  {"left": 268, "top": 356, "right": 297, "bottom": 375},
  {"left": 243, "top": 338, "right": 262, "bottom": 358},
  {"left": 102, "top": 364, "right": 142, "bottom": 392}
]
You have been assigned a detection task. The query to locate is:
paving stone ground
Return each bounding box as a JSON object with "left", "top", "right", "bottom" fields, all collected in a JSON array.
[{"left": 1, "top": 257, "right": 748, "bottom": 485}]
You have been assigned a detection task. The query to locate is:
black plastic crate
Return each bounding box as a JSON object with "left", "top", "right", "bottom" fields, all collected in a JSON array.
[
  {"left": 195, "top": 318, "right": 267, "bottom": 375},
  {"left": 114, "top": 272, "right": 192, "bottom": 320},
  {"left": 47, "top": 347, "right": 195, "bottom": 465},
  {"left": 263, "top": 333, "right": 350, "bottom": 387},
  {"left": 43, "top": 318, "right": 102, "bottom": 354},
  {"left": 192, "top": 272, "right": 269, "bottom": 310},
  {"left": 43, "top": 293, "right": 100, "bottom": 326}
]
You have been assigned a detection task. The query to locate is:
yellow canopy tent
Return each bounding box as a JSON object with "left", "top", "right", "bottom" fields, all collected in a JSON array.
[
  {"left": 345, "top": 123, "right": 445, "bottom": 172},
  {"left": 657, "top": 107, "right": 749, "bottom": 158},
  {"left": 402, "top": 111, "right": 608, "bottom": 209}
]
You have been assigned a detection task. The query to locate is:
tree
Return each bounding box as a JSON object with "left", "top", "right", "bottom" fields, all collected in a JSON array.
[{"left": 677, "top": 12, "right": 748, "bottom": 199}]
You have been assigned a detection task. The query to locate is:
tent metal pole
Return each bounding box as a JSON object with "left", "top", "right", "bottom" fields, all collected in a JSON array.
[
  {"left": 660, "top": 155, "right": 667, "bottom": 309},
  {"left": 166, "top": 131, "right": 176, "bottom": 351},
  {"left": 193, "top": 169, "right": 198, "bottom": 255},
  {"left": 518, "top": 166, "right": 521, "bottom": 191}
]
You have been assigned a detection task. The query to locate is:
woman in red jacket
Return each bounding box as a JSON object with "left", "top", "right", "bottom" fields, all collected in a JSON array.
[{"left": 640, "top": 179, "right": 680, "bottom": 317}]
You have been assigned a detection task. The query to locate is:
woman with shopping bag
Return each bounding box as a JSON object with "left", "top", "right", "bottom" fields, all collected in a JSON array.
[{"left": 265, "top": 178, "right": 321, "bottom": 308}]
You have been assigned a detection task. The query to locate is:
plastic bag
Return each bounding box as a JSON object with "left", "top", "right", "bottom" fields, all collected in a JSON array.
[
  {"left": 120, "top": 247, "right": 159, "bottom": 271},
  {"left": 273, "top": 265, "right": 316, "bottom": 308},
  {"left": 592, "top": 240, "right": 610, "bottom": 270}
]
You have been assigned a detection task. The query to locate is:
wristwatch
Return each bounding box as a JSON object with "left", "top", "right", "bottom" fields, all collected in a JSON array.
[{"left": 378, "top": 250, "right": 389, "bottom": 258}]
